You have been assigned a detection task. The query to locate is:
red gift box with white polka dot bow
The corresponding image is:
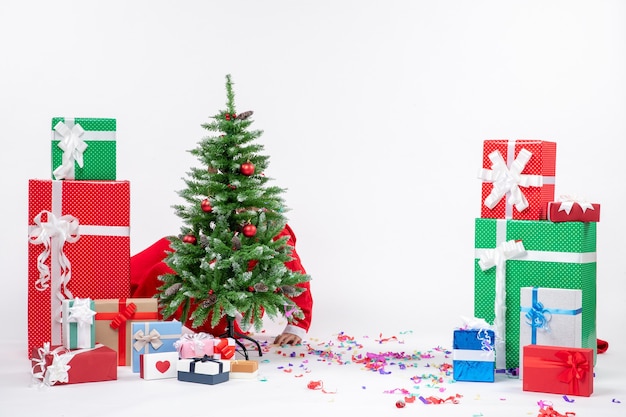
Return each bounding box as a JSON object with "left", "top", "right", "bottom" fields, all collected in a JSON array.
[
  {"left": 27, "top": 179, "right": 131, "bottom": 357},
  {"left": 478, "top": 140, "right": 557, "bottom": 220}
]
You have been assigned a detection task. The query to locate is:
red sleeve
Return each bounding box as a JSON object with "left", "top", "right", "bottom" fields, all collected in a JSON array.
[{"left": 277, "top": 224, "right": 313, "bottom": 332}]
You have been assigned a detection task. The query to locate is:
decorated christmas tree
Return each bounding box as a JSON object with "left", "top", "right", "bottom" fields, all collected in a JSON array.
[{"left": 158, "top": 74, "right": 310, "bottom": 336}]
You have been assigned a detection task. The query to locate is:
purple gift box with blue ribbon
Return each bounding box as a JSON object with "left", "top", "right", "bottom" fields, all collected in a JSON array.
[
  {"left": 453, "top": 328, "right": 496, "bottom": 382},
  {"left": 519, "top": 287, "right": 582, "bottom": 378}
]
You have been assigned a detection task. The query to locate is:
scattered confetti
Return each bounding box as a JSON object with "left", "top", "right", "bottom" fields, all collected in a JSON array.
[
  {"left": 306, "top": 380, "right": 337, "bottom": 394},
  {"left": 612, "top": 398, "right": 621, "bottom": 403},
  {"left": 562, "top": 395, "right": 574, "bottom": 403},
  {"left": 537, "top": 405, "right": 575, "bottom": 417}
]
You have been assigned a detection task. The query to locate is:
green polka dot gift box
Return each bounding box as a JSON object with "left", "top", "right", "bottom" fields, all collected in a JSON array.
[
  {"left": 51, "top": 117, "right": 116, "bottom": 180},
  {"left": 473, "top": 218, "right": 596, "bottom": 370}
]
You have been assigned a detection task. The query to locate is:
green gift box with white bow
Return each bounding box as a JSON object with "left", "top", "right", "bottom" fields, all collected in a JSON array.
[
  {"left": 51, "top": 117, "right": 116, "bottom": 180},
  {"left": 473, "top": 218, "right": 596, "bottom": 370}
]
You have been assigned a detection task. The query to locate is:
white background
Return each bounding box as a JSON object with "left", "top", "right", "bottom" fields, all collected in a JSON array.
[{"left": 1, "top": 1, "right": 625, "bottom": 414}]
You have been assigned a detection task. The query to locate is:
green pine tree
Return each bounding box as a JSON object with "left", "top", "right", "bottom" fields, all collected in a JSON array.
[{"left": 158, "top": 74, "right": 310, "bottom": 333}]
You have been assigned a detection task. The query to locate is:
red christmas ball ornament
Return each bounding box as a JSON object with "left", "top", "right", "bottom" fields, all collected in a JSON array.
[
  {"left": 182, "top": 234, "right": 197, "bottom": 245},
  {"left": 225, "top": 114, "right": 231, "bottom": 121},
  {"left": 248, "top": 286, "right": 255, "bottom": 292},
  {"left": 242, "top": 223, "right": 257, "bottom": 237},
  {"left": 240, "top": 161, "right": 255, "bottom": 176},
  {"left": 201, "top": 199, "right": 212, "bottom": 212}
]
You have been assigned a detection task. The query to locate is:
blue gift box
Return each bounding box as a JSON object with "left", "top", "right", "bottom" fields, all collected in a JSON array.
[
  {"left": 453, "top": 329, "right": 495, "bottom": 382},
  {"left": 130, "top": 321, "right": 182, "bottom": 373},
  {"left": 177, "top": 357, "right": 230, "bottom": 385}
]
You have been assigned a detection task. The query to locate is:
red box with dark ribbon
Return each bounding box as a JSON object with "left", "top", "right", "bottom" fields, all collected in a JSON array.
[
  {"left": 522, "top": 345, "right": 593, "bottom": 397},
  {"left": 478, "top": 140, "right": 556, "bottom": 220},
  {"left": 94, "top": 298, "right": 159, "bottom": 366},
  {"left": 27, "top": 179, "right": 131, "bottom": 357}
]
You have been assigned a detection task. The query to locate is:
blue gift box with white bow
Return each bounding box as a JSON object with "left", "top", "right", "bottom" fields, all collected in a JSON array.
[
  {"left": 453, "top": 329, "right": 495, "bottom": 382},
  {"left": 130, "top": 321, "right": 182, "bottom": 373}
]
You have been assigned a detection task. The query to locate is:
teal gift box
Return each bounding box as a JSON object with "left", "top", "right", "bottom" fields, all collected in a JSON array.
[
  {"left": 130, "top": 321, "right": 182, "bottom": 373},
  {"left": 61, "top": 298, "right": 96, "bottom": 349},
  {"left": 474, "top": 218, "right": 596, "bottom": 370},
  {"left": 51, "top": 117, "right": 116, "bottom": 180}
]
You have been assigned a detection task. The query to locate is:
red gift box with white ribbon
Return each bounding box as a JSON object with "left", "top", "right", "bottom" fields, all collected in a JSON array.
[
  {"left": 478, "top": 140, "right": 556, "bottom": 220},
  {"left": 27, "top": 179, "right": 131, "bottom": 357},
  {"left": 544, "top": 196, "right": 600, "bottom": 223},
  {"left": 30, "top": 343, "right": 117, "bottom": 386}
]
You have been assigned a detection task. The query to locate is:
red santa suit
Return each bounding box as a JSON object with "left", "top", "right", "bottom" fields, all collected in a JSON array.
[{"left": 130, "top": 224, "right": 312, "bottom": 339}]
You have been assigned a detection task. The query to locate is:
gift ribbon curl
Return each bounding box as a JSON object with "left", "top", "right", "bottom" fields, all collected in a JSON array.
[
  {"left": 29, "top": 210, "right": 80, "bottom": 331},
  {"left": 525, "top": 301, "right": 552, "bottom": 332},
  {"left": 133, "top": 329, "right": 163, "bottom": 351},
  {"left": 479, "top": 148, "right": 543, "bottom": 213},
  {"left": 53, "top": 121, "right": 88, "bottom": 180},
  {"left": 478, "top": 239, "right": 526, "bottom": 368}
]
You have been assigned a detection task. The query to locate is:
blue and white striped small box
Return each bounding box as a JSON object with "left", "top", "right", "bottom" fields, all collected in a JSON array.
[{"left": 452, "top": 329, "right": 495, "bottom": 382}]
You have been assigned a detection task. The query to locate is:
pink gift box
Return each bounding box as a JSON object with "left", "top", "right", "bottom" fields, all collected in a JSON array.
[{"left": 174, "top": 332, "right": 215, "bottom": 359}]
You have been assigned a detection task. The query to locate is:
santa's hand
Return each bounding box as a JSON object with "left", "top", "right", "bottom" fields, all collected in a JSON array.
[{"left": 274, "top": 332, "right": 302, "bottom": 346}]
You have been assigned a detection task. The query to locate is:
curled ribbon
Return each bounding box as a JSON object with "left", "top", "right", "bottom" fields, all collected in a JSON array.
[
  {"left": 52, "top": 121, "right": 88, "bottom": 180},
  {"left": 476, "top": 328, "right": 493, "bottom": 352},
  {"left": 557, "top": 195, "right": 595, "bottom": 215},
  {"left": 478, "top": 148, "right": 543, "bottom": 213},
  {"left": 28, "top": 211, "right": 80, "bottom": 320},
  {"left": 31, "top": 342, "right": 70, "bottom": 387},
  {"left": 538, "top": 405, "right": 576, "bottom": 417},
  {"left": 133, "top": 329, "right": 163, "bottom": 352},
  {"left": 525, "top": 300, "right": 552, "bottom": 332},
  {"left": 478, "top": 239, "right": 526, "bottom": 368}
]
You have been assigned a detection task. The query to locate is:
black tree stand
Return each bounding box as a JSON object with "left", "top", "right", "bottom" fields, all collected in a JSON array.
[{"left": 219, "top": 316, "right": 262, "bottom": 360}]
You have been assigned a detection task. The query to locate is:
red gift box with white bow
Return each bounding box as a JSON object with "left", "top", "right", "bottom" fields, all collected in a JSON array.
[
  {"left": 522, "top": 345, "right": 593, "bottom": 397},
  {"left": 30, "top": 343, "right": 117, "bottom": 386},
  {"left": 27, "top": 180, "right": 131, "bottom": 357},
  {"left": 478, "top": 140, "right": 556, "bottom": 220},
  {"left": 544, "top": 197, "right": 600, "bottom": 223}
]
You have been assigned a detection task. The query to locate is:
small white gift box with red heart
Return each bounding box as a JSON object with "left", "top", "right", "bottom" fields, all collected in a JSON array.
[{"left": 139, "top": 351, "right": 179, "bottom": 380}]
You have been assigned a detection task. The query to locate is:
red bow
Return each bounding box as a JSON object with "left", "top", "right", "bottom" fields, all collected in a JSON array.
[
  {"left": 555, "top": 350, "right": 589, "bottom": 395},
  {"left": 109, "top": 302, "right": 137, "bottom": 329}
]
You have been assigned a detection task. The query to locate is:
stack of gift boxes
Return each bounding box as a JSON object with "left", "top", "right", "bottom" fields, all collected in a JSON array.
[
  {"left": 28, "top": 117, "right": 256, "bottom": 387},
  {"left": 452, "top": 139, "right": 598, "bottom": 398}
]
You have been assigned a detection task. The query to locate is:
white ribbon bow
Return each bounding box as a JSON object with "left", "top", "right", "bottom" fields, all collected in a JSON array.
[
  {"left": 557, "top": 195, "right": 595, "bottom": 214},
  {"left": 478, "top": 239, "right": 526, "bottom": 369},
  {"left": 67, "top": 298, "right": 96, "bottom": 347},
  {"left": 31, "top": 343, "right": 70, "bottom": 387},
  {"left": 53, "top": 121, "right": 88, "bottom": 180},
  {"left": 28, "top": 211, "right": 80, "bottom": 297},
  {"left": 133, "top": 329, "right": 163, "bottom": 352},
  {"left": 52, "top": 122, "right": 88, "bottom": 180},
  {"left": 44, "top": 353, "right": 72, "bottom": 386},
  {"left": 478, "top": 148, "right": 543, "bottom": 213}
]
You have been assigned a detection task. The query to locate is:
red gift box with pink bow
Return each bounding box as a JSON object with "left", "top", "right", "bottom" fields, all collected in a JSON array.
[{"left": 522, "top": 345, "right": 593, "bottom": 397}]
